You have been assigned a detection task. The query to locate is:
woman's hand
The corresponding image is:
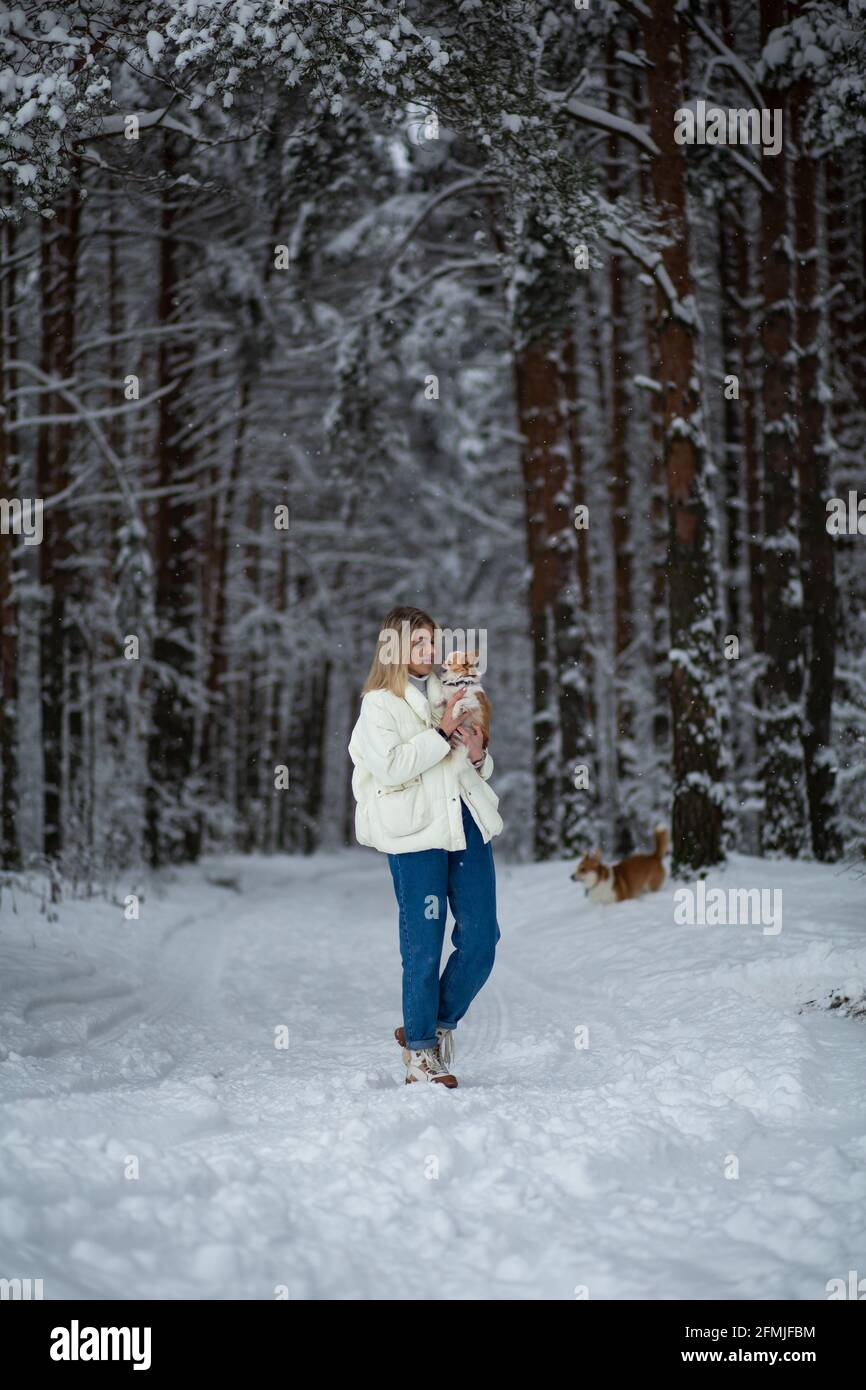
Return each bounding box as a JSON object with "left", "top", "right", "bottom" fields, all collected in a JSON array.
[
  {"left": 438, "top": 689, "right": 466, "bottom": 737},
  {"left": 452, "top": 721, "right": 485, "bottom": 765}
]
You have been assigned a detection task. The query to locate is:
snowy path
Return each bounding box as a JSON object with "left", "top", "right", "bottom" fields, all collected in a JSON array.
[{"left": 1, "top": 850, "right": 865, "bottom": 1300}]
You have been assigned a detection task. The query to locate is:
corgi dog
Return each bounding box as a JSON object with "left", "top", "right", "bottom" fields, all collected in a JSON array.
[
  {"left": 427, "top": 650, "right": 491, "bottom": 752},
  {"left": 571, "top": 827, "right": 669, "bottom": 904}
]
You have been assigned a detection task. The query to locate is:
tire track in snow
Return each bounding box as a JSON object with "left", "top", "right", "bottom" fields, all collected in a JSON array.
[{"left": 2, "top": 898, "right": 242, "bottom": 1103}]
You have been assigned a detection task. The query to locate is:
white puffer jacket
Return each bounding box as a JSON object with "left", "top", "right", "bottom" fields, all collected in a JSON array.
[{"left": 348, "top": 683, "right": 504, "bottom": 853}]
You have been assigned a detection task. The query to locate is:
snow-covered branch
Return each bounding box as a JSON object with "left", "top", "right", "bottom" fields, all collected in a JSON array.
[
  {"left": 9, "top": 360, "right": 143, "bottom": 520},
  {"left": 73, "top": 104, "right": 210, "bottom": 145},
  {"left": 599, "top": 200, "right": 697, "bottom": 329},
  {"left": 691, "top": 14, "right": 765, "bottom": 110},
  {"left": 557, "top": 96, "right": 661, "bottom": 158},
  {"left": 384, "top": 178, "right": 506, "bottom": 278}
]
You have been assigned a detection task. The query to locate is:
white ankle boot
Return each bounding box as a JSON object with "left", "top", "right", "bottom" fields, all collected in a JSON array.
[
  {"left": 404, "top": 1046, "right": 458, "bottom": 1087},
  {"left": 395, "top": 1024, "right": 455, "bottom": 1072}
]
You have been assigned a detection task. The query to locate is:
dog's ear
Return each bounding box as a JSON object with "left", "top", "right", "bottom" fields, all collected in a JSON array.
[
  {"left": 592, "top": 846, "right": 601, "bottom": 860},
  {"left": 466, "top": 650, "right": 479, "bottom": 666}
]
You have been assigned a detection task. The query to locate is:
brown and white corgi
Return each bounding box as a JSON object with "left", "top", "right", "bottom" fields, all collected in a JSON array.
[{"left": 571, "top": 827, "right": 669, "bottom": 904}]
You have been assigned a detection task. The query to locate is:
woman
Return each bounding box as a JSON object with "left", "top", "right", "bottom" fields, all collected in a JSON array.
[{"left": 348, "top": 606, "right": 503, "bottom": 1087}]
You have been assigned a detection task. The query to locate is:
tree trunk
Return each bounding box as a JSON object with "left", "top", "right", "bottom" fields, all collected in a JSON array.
[
  {"left": 145, "top": 132, "right": 200, "bottom": 867},
  {"left": 201, "top": 377, "right": 249, "bottom": 805},
  {"left": 512, "top": 222, "right": 590, "bottom": 858},
  {"left": 606, "top": 48, "right": 635, "bottom": 855},
  {"left": 735, "top": 212, "right": 765, "bottom": 661},
  {"left": 757, "top": 0, "right": 809, "bottom": 857},
  {"left": 825, "top": 155, "right": 864, "bottom": 487},
  {"left": 640, "top": 0, "right": 725, "bottom": 873},
  {"left": 238, "top": 485, "right": 263, "bottom": 851},
  {"left": 719, "top": 212, "right": 744, "bottom": 640},
  {"left": 0, "top": 200, "right": 20, "bottom": 868},
  {"left": 561, "top": 324, "right": 597, "bottom": 852},
  {"left": 57, "top": 161, "right": 85, "bottom": 856},
  {"left": 793, "top": 94, "right": 842, "bottom": 859},
  {"left": 36, "top": 173, "right": 82, "bottom": 868}
]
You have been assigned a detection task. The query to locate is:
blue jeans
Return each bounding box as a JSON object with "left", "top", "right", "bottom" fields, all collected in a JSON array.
[{"left": 387, "top": 800, "right": 501, "bottom": 1050}]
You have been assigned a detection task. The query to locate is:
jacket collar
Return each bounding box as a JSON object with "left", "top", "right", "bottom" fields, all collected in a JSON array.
[{"left": 403, "top": 680, "right": 432, "bottom": 727}]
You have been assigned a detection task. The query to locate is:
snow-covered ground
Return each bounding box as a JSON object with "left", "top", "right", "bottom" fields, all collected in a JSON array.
[{"left": 1, "top": 849, "right": 865, "bottom": 1300}]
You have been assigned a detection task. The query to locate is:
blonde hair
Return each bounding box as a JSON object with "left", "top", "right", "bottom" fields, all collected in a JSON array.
[{"left": 362, "top": 606, "right": 438, "bottom": 697}]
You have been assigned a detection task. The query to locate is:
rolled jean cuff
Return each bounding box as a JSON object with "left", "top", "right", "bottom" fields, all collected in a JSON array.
[{"left": 406, "top": 1037, "right": 437, "bottom": 1050}]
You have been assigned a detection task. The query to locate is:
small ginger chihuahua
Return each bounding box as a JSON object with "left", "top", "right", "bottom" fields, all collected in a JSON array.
[
  {"left": 429, "top": 651, "right": 491, "bottom": 746},
  {"left": 571, "top": 827, "right": 669, "bottom": 904}
]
